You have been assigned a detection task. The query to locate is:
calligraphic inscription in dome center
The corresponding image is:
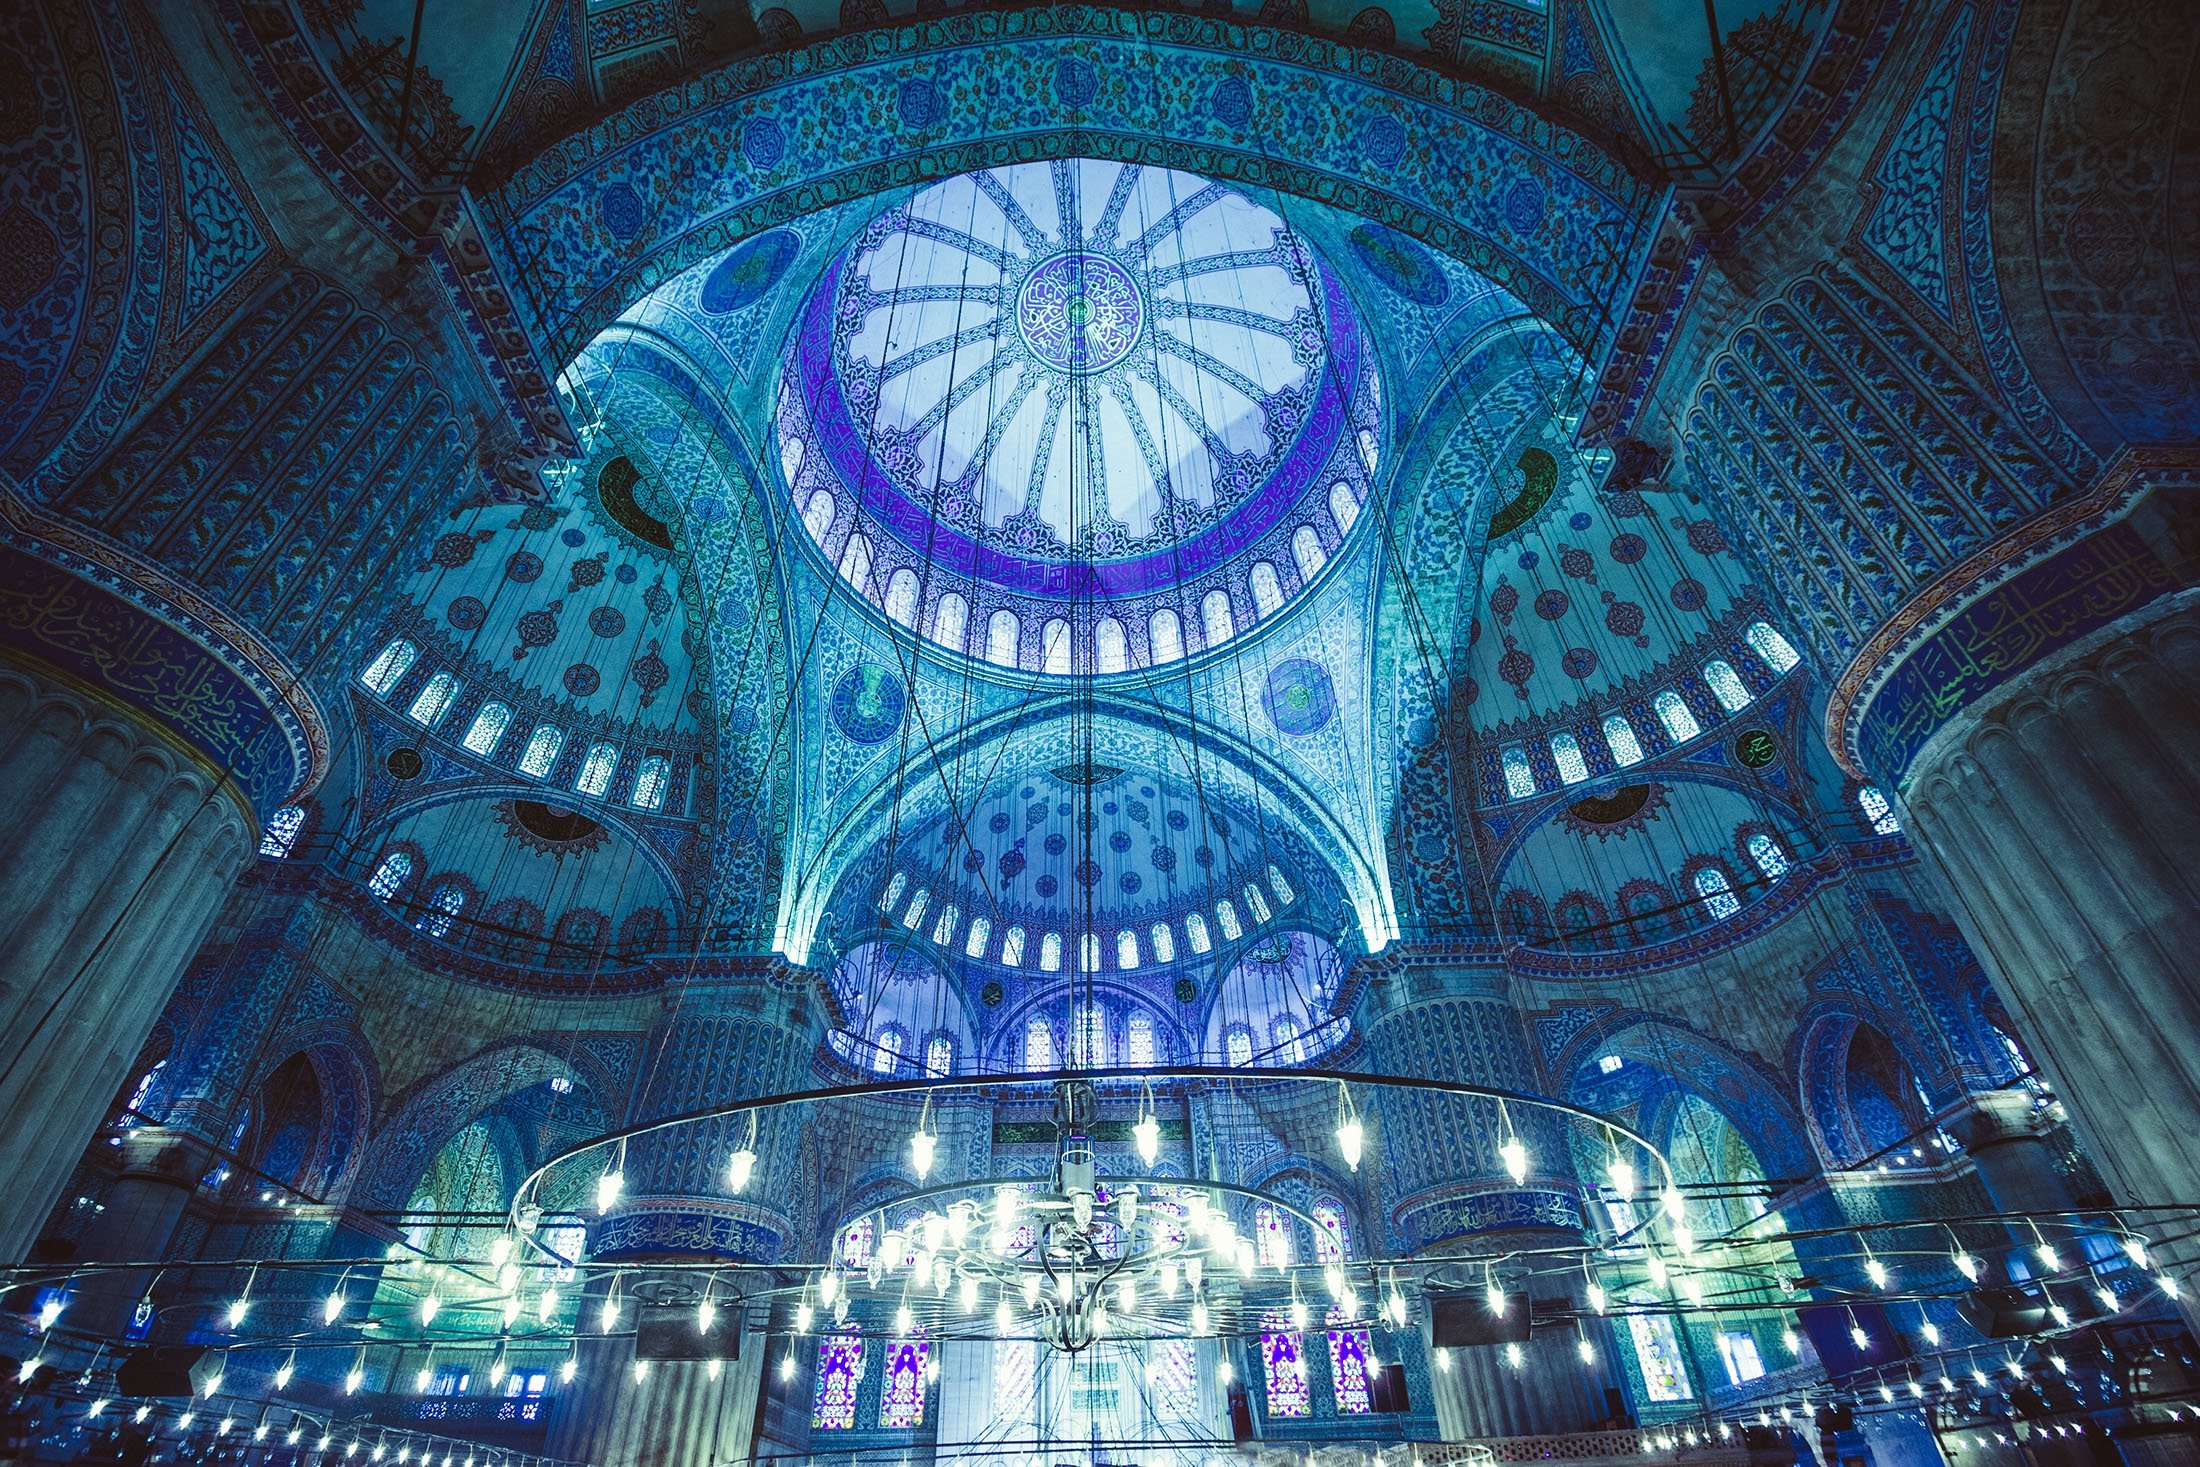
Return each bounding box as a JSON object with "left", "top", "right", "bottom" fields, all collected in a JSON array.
[{"left": 1016, "top": 252, "right": 1142, "bottom": 373}]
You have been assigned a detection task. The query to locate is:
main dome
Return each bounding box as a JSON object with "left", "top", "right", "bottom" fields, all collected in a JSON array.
[{"left": 776, "top": 160, "right": 1383, "bottom": 676}]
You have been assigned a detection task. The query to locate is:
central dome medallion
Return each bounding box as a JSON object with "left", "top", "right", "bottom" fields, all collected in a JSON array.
[{"left": 777, "top": 160, "right": 1383, "bottom": 676}]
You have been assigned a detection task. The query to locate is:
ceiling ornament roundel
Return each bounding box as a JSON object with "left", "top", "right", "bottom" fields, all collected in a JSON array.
[{"left": 775, "top": 158, "right": 1382, "bottom": 676}]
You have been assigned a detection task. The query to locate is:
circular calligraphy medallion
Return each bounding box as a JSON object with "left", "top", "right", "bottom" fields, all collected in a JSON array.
[{"left": 1016, "top": 252, "right": 1143, "bottom": 373}]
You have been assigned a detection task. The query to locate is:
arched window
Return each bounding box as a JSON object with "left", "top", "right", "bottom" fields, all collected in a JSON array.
[
  {"left": 1150, "top": 922, "right": 1176, "bottom": 964},
  {"left": 574, "top": 741, "right": 619, "bottom": 797},
  {"left": 1327, "top": 1310, "right": 1374, "bottom": 1414},
  {"left": 932, "top": 592, "right": 968, "bottom": 652},
  {"left": 631, "top": 755, "right": 671, "bottom": 810},
  {"left": 879, "top": 1337, "right": 928, "bottom": 1429},
  {"left": 883, "top": 568, "right": 920, "bottom": 626},
  {"left": 1703, "top": 659, "right": 1752, "bottom": 712},
  {"left": 872, "top": 1027, "right": 904, "bottom": 1073},
  {"left": 930, "top": 901, "right": 960, "bottom": 947},
  {"left": 419, "top": 882, "right": 466, "bottom": 939},
  {"left": 1243, "top": 883, "right": 1272, "bottom": 924},
  {"left": 1256, "top": 1204, "right": 1293, "bottom": 1267},
  {"left": 1502, "top": 746, "right": 1536, "bottom": 799},
  {"left": 1693, "top": 866, "right": 1741, "bottom": 920},
  {"left": 517, "top": 724, "right": 564, "bottom": 778},
  {"left": 1039, "top": 932, "right": 1063, "bottom": 972},
  {"left": 1654, "top": 691, "right": 1701, "bottom": 742},
  {"left": 408, "top": 671, "right": 459, "bottom": 725},
  {"left": 1184, "top": 912, "right": 1212, "bottom": 955},
  {"left": 1550, "top": 731, "right": 1590, "bottom": 785},
  {"left": 925, "top": 1034, "right": 953, "bottom": 1077},
  {"left": 1250, "top": 561, "right": 1284, "bottom": 617},
  {"left": 901, "top": 889, "right": 929, "bottom": 930},
  {"left": 1024, "top": 1016, "right": 1054, "bottom": 1071},
  {"left": 1149, "top": 608, "right": 1184, "bottom": 664},
  {"left": 259, "top": 805, "right": 306, "bottom": 858},
  {"left": 1215, "top": 899, "right": 1242, "bottom": 941},
  {"left": 837, "top": 533, "right": 874, "bottom": 595},
  {"left": 462, "top": 701, "right": 511, "bottom": 756},
  {"left": 120, "top": 1059, "right": 166, "bottom": 1126},
  {"left": 1074, "top": 1004, "right": 1107, "bottom": 1067},
  {"left": 802, "top": 489, "right": 836, "bottom": 541},
  {"left": 1117, "top": 930, "right": 1140, "bottom": 969},
  {"left": 839, "top": 1216, "right": 876, "bottom": 1269},
  {"left": 1041, "top": 618, "right": 1072, "bottom": 674},
  {"left": 1292, "top": 525, "right": 1326, "bottom": 583},
  {"left": 1603, "top": 714, "right": 1645, "bottom": 767},
  {"left": 1745, "top": 621, "right": 1801, "bottom": 674},
  {"left": 360, "top": 639, "right": 418, "bottom": 695},
  {"left": 1268, "top": 865, "right": 1296, "bottom": 905},
  {"left": 1329, "top": 480, "right": 1359, "bottom": 536},
  {"left": 1357, "top": 428, "right": 1379, "bottom": 473},
  {"left": 964, "top": 916, "right": 991, "bottom": 958},
  {"left": 1200, "top": 589, "right": 1234, "bottom": 648},
  {"left": 1224, "top": 1025, "right": 1254, "bottom": 1068},
  {"left": 811, "top": 1329, "right": 864, "bottom": 1430},
  {"left": 1311, "top": 1199, "right": 1350, "bottom": 1263},
  {"left": 985, "top": 609, "right": 1020, "bottom": 667},
  {"left": 1747, "top": 832, "right": 1790, "bottom": 880},
  {"left": 1858, "top": 785, "right": 1901, "bottom": 835},
  {"left": 1262, "top": 1311, "right": 1312, "bottom": 1419},
  {"left": 1273, "top": 1016, "right": 1304, "bottom": 1064},
  {"left": 878, "top": 871, "right": 907, "bottom": 912},
  {"left": 1126, "top": 1012, "right": 1157, "bottom": 1067},
  {"left": 369, "top": 851, "right": 412, "bottom": 900},
  {"left": 1094, "top": 618, "right": 1129, "bottom": 673},
  {"left": 1000, "top": 926, "right": 1026, "bottom": 967},
  {"left": 1078, "top": 932, "right": 1101, "bottom": 973}
]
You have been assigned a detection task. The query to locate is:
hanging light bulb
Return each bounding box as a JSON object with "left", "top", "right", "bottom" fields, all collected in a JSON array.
[
  {"left": 2096, "top": 1286, "right": 2120, "bottom": 1314},
  {"left": 539, "top": 1286, "right": 560, "bottom": 1321},
  {"left": 419, "top": 1294, "right": 440, "bottom": 1326},
  {"left": 1576, "top": 1333, "right": 1595, "bottom": 1366},
  {"left": 30, "top": 1297, "right": 59, "bottom": 1333},
  {"left": 502, "top": 1295, "right": 523, "bottom": 1329},
  {"left": 727, "top": 1148, "right": 756, "bottom": 1195},
  {"left": 1161, "top": 1257, "right": 1180, "bottom": 1297},
  {"left": 778, "top": 1352, "right": 796, "bottom": 1382},
  {"left": 632, "top": 1358, "right": 649, "bottom": 1385},
  {"left": 1866, "top": 1256, "right": 1890, "bottom": 1290},
  {"left": 960, "top": 1276, "right": 980, "bottom": 1313},
  {"left": 2160, "top": 1273, "right": 2183, "bottom": 1301},
  {"left": 1921, "top": 1320, "right": 1942, "bottom": 1346},
  {"left": 345, "top": 1349, "right": 367, "bottom": 1395},
  {"left": 698, "top": 1296, "right": 718, "bottom": 1336},
  {"left": 559, "top": 1356, "right": 577, "bottom": 1384},
  {"left": 923, "top": 1212, "right": 949, "bottom": 1254},
  {"left": 2036, "top": 1237, "right": 2061, "bottom": 1271},
  {"left": 2124, "top": 1236, "right": 2150, "bottom": 1269},
  {"left": 947, "top": 1204, "right": 972, "bottom": 1248},
  {"left": 595, "top": 1164, "right": 624, "bottom": 1215},
  {"left": 820, "top": 1272, "right": 840, "bottom": 1308},
  {"left": 1021, "top": 1273, "right": 1042, "bottom": 1308},
  {"left": 1782, "top": 1329, "right": 1802, "bottom": 1357},
  {"left": 1135, "top": 1110, "right": 1160, "bottom": 1167},
  {"left": 1586, "top": 1281, "right": 1607, "bottom": 1315},
  {"left": 1646, "top": 1252, "right": 1668, "bottom": 1288},
  {"left": 1850, "top": 1321, "right": 1870, "bottom": 1352},
  {"left": 204, "top": 1362, "right": 225, "bottom": 1397},
  {"left": 275, "top": 1354, "right": 296, "bottom": 1391},
  {"left": 1235, "top": 1239, "right": 1256, "bottom": 1277},
  {"left": 1952, "top": 1249, "right": 1980, "bottom": 1282},
  {"left": 910, "top": 1107, "right": 937, "bottom": 1181},
  {"left": 1290, "top": 1295, "right": 1311, "bottom": 1332},
  {"left": 1118, "top": 1276, "right": 1138, "bottom": 1314},
  {"left": 488, "top": 1236, "right": 512, "bottom": 1269},
  {"left": 1486, "top": 1270, "right": 1507, "bottom": 1318},
  {"left": 706, "top": 1358, "right": 722, "bottom": 1382},
  {"left": 1500, "top": 1137, "right": 1529, "bottom": 1186},
  {"left": 1191, "top": 1299, "right": 1210, "bottom": 1334},
  {"left": 1607, "top": 1155, "right": 1637, "bottom": 1200},
  {"left": 489, "top": 1350, "right": 509, "bottom": 1389},
  {"left": 88, "top": 1400, "right": 109, "bottom": 1419},
  {"left": 795, "top": 1298, "right": 814, "bottom": 1332},
  {"left": 1186, "top": 1256, "right": 1204, "bottom": 1291},
  {"left": 1337, "top": 1117, "right": 1364, "bottom": 1172},
  {"left": 1680, "top": 1273, "right": 1704, "bottom": 1308},
  {"left": 1661, "top": 1185, "right": 1686, "bottom": 1221},
  {"left": 600, "top": 1290, "right": 621, "bottom": 1333},
  {"left": 1672, "top": 1224, "right": 1695, "bottom": 1257},
  {"left": 227, "top": 1294, "right": 250, "bottom": 1329}
]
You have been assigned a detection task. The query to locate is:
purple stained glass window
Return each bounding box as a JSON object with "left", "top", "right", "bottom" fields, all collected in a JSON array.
[
  {"left": 812, "top": 1329, "right": 864, "bottom": 1429},
  {"left": 1312, "top": 1200, "right": 1350, "bottom": 1264},
  {"left": 1261, "top": 1310, "right": 1311, "bottom": 1419},
  {"left": 1326, "top": 1309, "right": 1373, "bottom": 1415},
  {"left": 879, "top": 1337, "right": 929, "bottom": 1428}
]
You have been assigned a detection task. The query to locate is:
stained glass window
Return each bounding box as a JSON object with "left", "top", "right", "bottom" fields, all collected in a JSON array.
[
  {"left": 1039, "top": 932, "right": 1063, "bottom": 972},
  {"left": 1693, "top": 866, "right": 1741, "bottom": 920},
  {"left": 369, "top": 851, "right": 412, "bottom": 899},
  {"left": 879, "top": 871, "right": 907, "bottom": 911},
  {"left": 1273, "top": 1017, "right": 1303, "bottom": 1064},
  {"left": 1626, "top": 1309, "right": 1694, "bottom": 1401},
  {"left": 986, "top": 610, "right": 1020, "bottom": 667},
  {"left": 1251, "top": 561, "right": 1285, "bottom": 617},
  {"left": 1551, "top": 732, "right": 1590, "bottom": 785},
  {"left": 1153, "top": 1340, "right": 1200, "bottom": 1423},
  {"left": 925, "top": 1034, "right": 953, "bottom": 1077},
  {"left": 885, "top": 568, "right": 920, "bottom": 626},
  {"left": 1095, "top": 618, "right": 1129, "bottom": 673},
  {"left": 1184, "top": 912, "right": 1211, "bottom": 954},
  {"left": 802, "top": 489, "right": 835, "bottom": 540},
  {"left": 1650, "top": 693, "right": 1697, "bottom": 743},
  {"left": 1268, "top": 865, "right": 1296, "bottom": 905},
  {"left": 839, "top": 1217, "right": 875, "bottom": 1269},
  {"left": 838, "top": 533, "right": 874, "bottom": 594},
  {"left": 408, "top": 671, "right": 459, "bottom": 726},
  {"left": 1001, "top": 925, "right": 1025, "bottom": 967},
  {"left": 1502, "top": 746, "right": 1536, "bottom": 799},
  {"left": 1117, "top": 929, "right": 1140, "bottom": 969},
  {"left": 1150, "top": 608, "right": 1184, "bottom": 664},
  {"left": 1312, "top": 1200, "right": 1350, "bottom": 1264},
  {"left": 517, "top": 724, "right": 564, "bottom": 778},
  {"left": 1150, "top": 922, "right": 1175, "bottom": 964},
  {"left": 1215, "top": 899, "right": 1242, "bottom": 941},
  {"left": 812, "top": 1329, "right": 865, "bottom": 1429},
  {"left": 879, "top": 1337, "right": 929, "bottom": 1428},
  {"left": 1126, "top": 1012, "right": 1157, "bottom": 1067},
  {"left": 1745, "top": 621, "right": 1801, "bottom": 674},
  {"left": 1747, "top": 833, "right": 1790, "bottom": 880},
  {"left": 931, "top": 901, "right": 960, "bottom": 947},
  {"left": 995, "top": 1340, "right": 1038, "bottom": 1428},
  {"left": 1326, "top": 1309, "right": 1373, "bottom": 1414},
  {"left": 1262, "top": 1311, "right": 1311, "bottom": 1419},
  {"left": 1589, "top": 718, "right": 1640, "bottom": 771},
  {"left": 1703, "top": 659, "right": 1752, "bottom": 712},
  {"left": 902, "top": 888, "right": 929, "bottom": 930},
  {"left": 360, "top": 639, "right": 418, "bottom": 695},
  {"left": 631, "top": 755, "right": 671, "bottom": 810},
  {"left": 1330, "top": 480, "right": 1359, "bottom": 536},
  {"left": 1201, "top": 589, "right": 1235, "bottom": 647},
  {"left": 259, "top": 805, "right": 305, "bottom": 858},
  {"left": 1079, "top": 932, "right": 1101, "bottom": 973},
  {"left": 1256, "top": 1205, "right": 1292, "bottom": 1267},
  {"left": 1243, "top": 883, "right": 1272, "bottom": 924},
  {"left": 965, "top": 916, "right": 991, "bottom": 958},
  {"left": 1225, "top": 1025, "right": 1254, "bottom": 1067},
  {"left": 932, "top": 592, "right": 969, "bottom": 653},
  {"left": 574, "top": 741, "right": 619, "bottom": 797},
  {"left": 462, "top": 702, "right": 511, "bottom": 756},
  {"left": 419, "top": 883, "right": 466, "bottom": 939},
  {"left": 1859, "top": 785, "right": 1901, "bottom": 834},
  {"left": 1042, "top": 618, "right": 1072, "bottom": 674},
  {"left": 1025, "top": 1016, "right": 1055, "bottom": 1071},
  {"left": 1292, "top": 525, "right": 1326, "bottom": 583},
  {"left": 1074, "top": 1004, "right": 1107, "bottom": 1067}
]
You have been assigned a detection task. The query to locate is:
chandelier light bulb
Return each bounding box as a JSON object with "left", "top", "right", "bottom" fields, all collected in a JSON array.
[
  {"left": 820, "top": 1272, "right": 840, "bottom": 1307},
  {"left": 1160, "top": 1257, "right": 1180, "bottom": 1297},
  {"left": 2161, "top": 1273, "right": 2183, "bottom": 1300},
  {"left": 600, "top": 1294, "right": 620, "bottom": 1333},
  {"left": 2096, "top": 1286, "right": 2120, "bottom": 1314},
  {"left": 489, "top": 1354, "right": 508, "bottom": 1389},
  {"left": 1662, "top": 1186, "right": 1686, "bottom": 1221},
  {"left": 947, "top": 1205, "right": 972, "bottom": 1248},
  {"left": 1500, "top": 1138, "right": 1529, "bottom": 1185},
  {"left": 796, "top": 1298, "right": 815, "bottom": 1331},
  {"left": 923, "top": 1212, "right": 948, "bottom": 1254},
  {"left": 1866, "top": 1257, "right": 1890, "bottom": 1289},
  {"left": 1680, "top": 1274, "right": 1704, "bottom": 1308},
  {"left": 727, "top": 1149, "right": 757, "bottom": 1195},
  {"left": 1576, "top": 1335, "right": 1595, "bottom": 1366},
  {"left": 1235, "top": 1239, "right": 1256, "bottom": 1277},
  {"left": 909, "top": 1129, "right": 936, "bottom": 1181},
  {"left": 1340, "top": 1286, "right": 1360, "bottom": 1319},
  {"left": 996, "top": 1295, "right": 1015, "bottom": 1333},
  {"left": 1336, "top": 1118, "right": 1364, "bottom": 1172},
  {"left": 346, "top": 1363, "right": 366, "bottom": 1395},
  {"left": 1486, "top": 1283, "right": 1507, "bottom": 1317},
  {"left": 1672, "top": 1224, "right": 1695, "bottom": 1257},
  {"left": 1586, "top": 1282, "right": 1607, "bottom": 1314},
  {"left": 1646, "top": 1252, "right": 1668, "bottom": 1288},
  {"left": 275, "top": 1356, "right": 295, "bottom": 1390},
  {"left": 1186, "top": 1257, "right": 1205, "bottom": 1291},
  {"left": 778, "top": 1351, "right": 796, "bottom": 1381},
  {"left": 88, "top": 1400, "right": 108, "bottom": 1419},
  {"left": 204, "top": 1367, "right": 224, "bottom": 1397},
  {"left": 632, "top": 1359, "right": 649, "bottom": 1385},
  {"left": 1291, "top": 1298, "right": 1310, "bottom": 1332},
  {"left": 1191, "top": 1299, "right": 1211, "bottom": 1335},
  {"left": 1118, "top": 1276, "right": 1137, "bottom": 1314},
  {"left": 502, "top": 1295, "right": 522, "bottom": 1329},
  {"left": 2124, "top": 1237, "right": 2150, "bottom": 1269},
  {"left": 1850, "top": 1323, "right": 1870, "bottom": 1351},
  {"left": 416, "top": 1362, "right": 434, "bottom": 1394},
  {"left": 698, "top": 1297, "right": 718, "bottom": 1335},
  {"left": 420, "top": 1294, "right": 440, "bottom": 1326},
  {"left": 1135, "top": 1115, "right": 1160, "bottom": 1167},
  {"left": 1021, "top": 1272, "right": 1043, "bottom": 1308},
  {"left": 1922, "top": 1321, "right": 1941, "bottom": 1346},
  {"left": 1908, "top": 1381, "right": 1925, "bottom": 1398},
  {"left": 540, "top": 1287, "right": 560, "bottom": 1321},
  {"left": 227, "top": 1297, "right": 249, "bottom": 1329},
  {"left": 960, "top": 1276, "right": 980, "bottom": 1313},
  {"left": 34, "top": 1297, "right": 60, "bottom": 1332},
  {"left": 1952, "top": 1250, "right": 1980, "bottom": 1281},
  {"left": 1782, "top": 1330, "right": 1802, "bottom": 1357},
  {"left": 1607, "top": 1158, "right": 1637, "bottom": 1200},
  {"left": 488, "top": 1236, "right": 512, "bottom": 1269},
  {"left": 560, "top": 1357, "right": 577, "bottom": 1384},
  {"left": 2036, "top": 1239, "right": 2061, "bottom": 1271},
  {"left": 595, "top": 1168, "right": 623, "bottom": 1215}
]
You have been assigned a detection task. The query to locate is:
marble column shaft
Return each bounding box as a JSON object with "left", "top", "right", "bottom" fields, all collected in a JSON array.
[{"left": 0, "top": 657, "right": 255, "bottom": 1262}]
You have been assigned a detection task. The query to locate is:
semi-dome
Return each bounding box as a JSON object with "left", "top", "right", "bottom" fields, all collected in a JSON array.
[{"left": 775, "top": 159, "right": 1382, "bottom": 676}]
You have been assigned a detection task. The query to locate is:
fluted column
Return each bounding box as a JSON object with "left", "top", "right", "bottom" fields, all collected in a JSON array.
[
  {"left": 0, "top": 655, "right": 256, "bottom": 1262},
  {"left": 1901, "top": 593, "right": 2200, "bottom": 1290}
]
